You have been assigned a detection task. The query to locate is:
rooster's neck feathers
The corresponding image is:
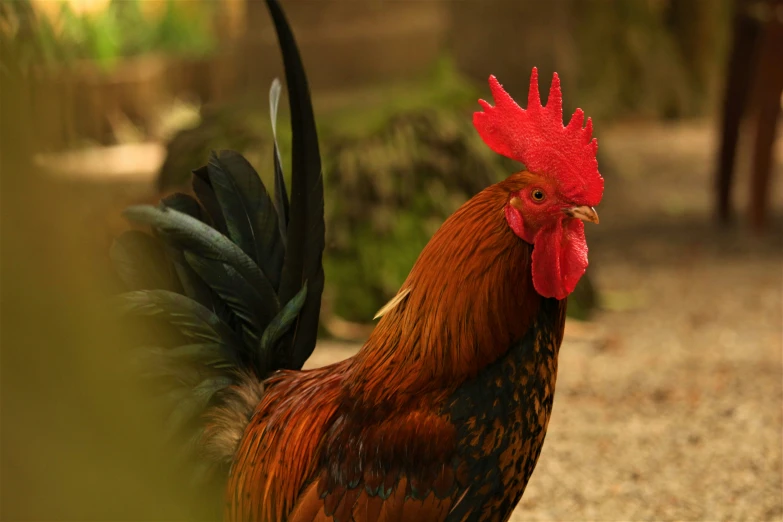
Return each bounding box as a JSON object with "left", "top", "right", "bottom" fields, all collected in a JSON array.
[{"left": 346, "top": 176, "right": 543, "bottom": 402}]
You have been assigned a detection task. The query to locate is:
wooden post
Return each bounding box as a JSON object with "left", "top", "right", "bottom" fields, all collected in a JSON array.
[
  {"left": 748, "top": 12, "right": 783, "bottom": 231},
  {"left": 715, "top": 0, "right": 783, "bottom": 229},
  {"left": 715, "top": 0, "right": 763, "bottom": 224}
]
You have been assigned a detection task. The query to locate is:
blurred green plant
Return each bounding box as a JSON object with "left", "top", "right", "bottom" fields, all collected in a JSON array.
[
  {"left": 1, "top": 0, "right": 215, "bottom": 72},
  {"left": 322, "top": 108, "right": 514, "bottom": 322},
  {"left": 448, "top": 0, "right": 732, "bottom": 122},
  {"left": 157, "top": 56, "right": 481, "bottom": 191},
  {"left": 575, "top": 0, "right": 731, "bottom": 121},
  {"left": 576, "top": 0, "right": 733, "bottom": 121},
  {"left": 0, "top": 63, "right": 210, "bottom": 522}
]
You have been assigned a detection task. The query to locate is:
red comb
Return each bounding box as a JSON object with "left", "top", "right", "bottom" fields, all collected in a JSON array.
[{"left": 473, "top": 68, "right": 603, "bottom": 207}]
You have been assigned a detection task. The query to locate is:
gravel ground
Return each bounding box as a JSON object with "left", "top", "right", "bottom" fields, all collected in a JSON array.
[{"left": 307, "top": 121, "right": 783, "bottom": 521}]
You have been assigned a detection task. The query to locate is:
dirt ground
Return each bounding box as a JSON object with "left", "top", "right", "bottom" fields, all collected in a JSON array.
[{"left": 306, "top": 121, "right": 783, "bottom": 520}]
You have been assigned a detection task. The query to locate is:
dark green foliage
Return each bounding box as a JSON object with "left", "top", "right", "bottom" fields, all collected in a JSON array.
[
  {"left": 156, "top": 111, "right": 264, "bottom": 194},
  {"left": 577, "top": 0, "right": 732, "bottom": 120},
  {"left": 323, "top": 109, "right": 517, "bottom": 322},
  {"left": 566, "top": 273, "right": 597, "bottom": 321},
  {"left": 1, "top": 0, "right": 216, "bottom": 72},
  {"left": 449, "top": 0, "right": 732, "bottom": 123}
]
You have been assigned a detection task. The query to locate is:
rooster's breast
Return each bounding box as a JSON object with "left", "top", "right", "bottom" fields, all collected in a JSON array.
[{"left": 445, "top": 297, "right": 567, "bottom": 522}]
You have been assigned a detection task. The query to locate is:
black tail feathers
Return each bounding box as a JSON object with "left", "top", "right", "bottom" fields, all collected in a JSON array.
[{"left": 110, "top": 0, "right": 323, "bottom": 488}]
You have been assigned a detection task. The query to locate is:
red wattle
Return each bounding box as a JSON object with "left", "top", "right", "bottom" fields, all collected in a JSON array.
[{"left": 531, "top": 218, "right": 588, "bottom": 300}]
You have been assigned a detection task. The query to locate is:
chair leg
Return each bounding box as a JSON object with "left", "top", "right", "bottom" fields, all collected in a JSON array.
[
  {"left": 716, "top": 11, "right": 761, "bottom": 224},
  {"left": 748, "top": 21, "right": 783, "bottom": 232}
]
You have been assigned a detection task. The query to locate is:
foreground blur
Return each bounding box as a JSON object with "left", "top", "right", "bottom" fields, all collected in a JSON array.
[{"left": 0, "top": 78, "right": 211, "bottom": 521}]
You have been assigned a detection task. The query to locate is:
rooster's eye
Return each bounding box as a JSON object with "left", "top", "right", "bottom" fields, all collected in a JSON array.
[{"left": 531, "top": 189, "right": 546, "bottom": 202}]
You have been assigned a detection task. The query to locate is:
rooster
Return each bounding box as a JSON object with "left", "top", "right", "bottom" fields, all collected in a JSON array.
[{"left": 112, "top": 0, "right": 604, "bottom": 520}]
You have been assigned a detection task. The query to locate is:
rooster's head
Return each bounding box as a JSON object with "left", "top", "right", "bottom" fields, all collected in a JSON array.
[{"left": 473, "top": 68, "right": 604, "bottom": 300}]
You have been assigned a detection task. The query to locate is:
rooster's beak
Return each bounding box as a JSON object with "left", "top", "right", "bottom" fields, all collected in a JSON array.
[{"left": 565, "top": 206, "right": 600, "bottom": 224}]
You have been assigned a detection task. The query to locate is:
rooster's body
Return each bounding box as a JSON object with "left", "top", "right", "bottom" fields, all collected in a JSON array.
[
  {"left": 112, "top": 1, "right": 603, "bottom": 521},
  {"left": 229, "top": 179, "right": 567, "bottom": 521}
]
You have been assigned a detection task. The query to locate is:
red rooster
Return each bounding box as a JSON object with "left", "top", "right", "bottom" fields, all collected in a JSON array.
[{"left": 112, "top": 1, "right": 603, "bottom": 520}]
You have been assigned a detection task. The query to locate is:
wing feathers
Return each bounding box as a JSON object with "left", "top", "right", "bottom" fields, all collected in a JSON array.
[{"left": 289, "top": 474, "right": 458, "bottom": 522}]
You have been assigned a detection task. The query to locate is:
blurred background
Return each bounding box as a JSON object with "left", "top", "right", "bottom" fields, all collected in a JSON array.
[{"left": 1, "top": 0, "right": 781, "bottom": 520}]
